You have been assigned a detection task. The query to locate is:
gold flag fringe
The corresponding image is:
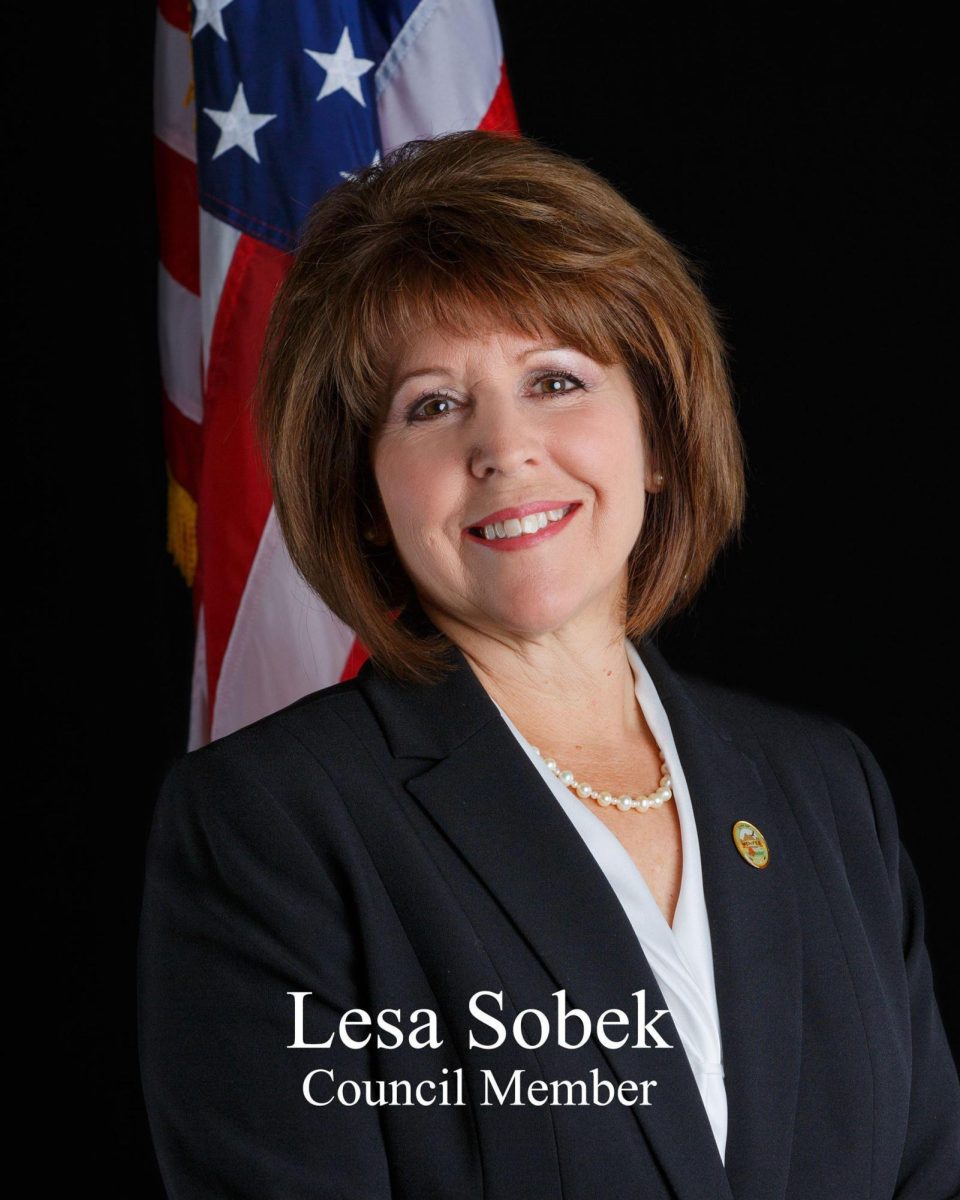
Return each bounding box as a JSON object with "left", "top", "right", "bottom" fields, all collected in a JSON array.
[{"left": 166, "top": 464, "right": 198, "bottom": 586}]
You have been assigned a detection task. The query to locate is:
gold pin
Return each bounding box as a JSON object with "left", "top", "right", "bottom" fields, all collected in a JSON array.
[{"left": 732, "top": 820, "right": 770, "bottom": 869}]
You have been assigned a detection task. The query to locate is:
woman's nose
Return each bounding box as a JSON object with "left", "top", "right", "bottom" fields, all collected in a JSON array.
[{"left": 467, "top": 395, "right": 544, "bottom": 479}]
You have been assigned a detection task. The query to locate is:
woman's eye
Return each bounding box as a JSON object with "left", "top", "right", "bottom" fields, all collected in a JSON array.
[
  {"left": 531, "top": 371, "right": 585, "bottom": 395},
  {"left": 409, "top": 394, "right": 459, "bottom": 421}
]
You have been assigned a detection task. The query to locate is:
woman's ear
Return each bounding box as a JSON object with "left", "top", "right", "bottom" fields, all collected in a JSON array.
[
  {"left": 363, "top": 524, "right": 391, "bottom": 547},
  {"left": 361, "top": 501, "right": 391, "bottom": 546},
  {"left": 359, "top": 470, "right": 392, "bottom": 547}
]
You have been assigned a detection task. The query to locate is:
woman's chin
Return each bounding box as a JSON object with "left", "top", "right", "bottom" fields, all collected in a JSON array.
[
  {"left": 471, "top": 587, "right": 617, "bottom": 641},
  {"left": 417, "top": 568, "right": 625, "bottom": 641}
]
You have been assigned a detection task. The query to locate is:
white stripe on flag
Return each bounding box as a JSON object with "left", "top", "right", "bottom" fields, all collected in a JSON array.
[
  {"left": 376, "top": 0, "right": 503, "bottom": 150},
  {"left": 210, "top": 507, "right": 357, "bottom": 742},
  {"left": 187, "top": 602, "right": 210, "bottom": 752},
  {"left": 200, "top": 210, "right": 242, "bottom": 381},
  {"left": 158, "top": 264, "right": 203, "bottom": 423},
  {"left": 153, "top": 11, "right": 197, "bottom": 162}
]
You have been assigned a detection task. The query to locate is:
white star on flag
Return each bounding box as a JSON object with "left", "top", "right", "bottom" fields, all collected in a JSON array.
[
  {"left": 304, "top": 26, "right": 375, "bottom": 107},
  {"left": 203, "top": 83, "right": 277, "bottom": 163},
  {"left": 192, "top": 0, "right": 235, "bottom": 40},
  {"left": 340, "top": 150, "right": 381, "bottom": 180}
]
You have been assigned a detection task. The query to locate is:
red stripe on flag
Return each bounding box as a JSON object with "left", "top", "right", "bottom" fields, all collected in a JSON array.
[
  {"left": 477, "top": 65, "right": 520, "bottom": 135},
  {"left": 340, "top": 637, "right": 371, "bottom": 681},
  {"left": 196, "top": 233, "right": 288, "bottom": 717},
  {"left": 155, "top": 138, "right": 200, "bottom": 295},
  {"left": 162, "top": 388, "right": 203, "bottom": 498},
  {"left": 158, "top": 0, "right": 191, "bottom": 33}
]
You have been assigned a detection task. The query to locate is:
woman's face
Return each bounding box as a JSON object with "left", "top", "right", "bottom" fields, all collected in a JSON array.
[{"left": 371, "top": 325, "right": 658, "bottom": 642}]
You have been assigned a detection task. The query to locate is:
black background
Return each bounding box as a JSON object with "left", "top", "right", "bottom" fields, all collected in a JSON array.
[{"left": 10, "top": 3, "right": 955, "bottom": 1191}]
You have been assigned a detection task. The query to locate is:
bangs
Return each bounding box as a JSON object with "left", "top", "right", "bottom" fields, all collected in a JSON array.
[
  {"left": 334, "top": 223, "right": 639, "bottom": 431},
  {"left": 377, "top": 253, "right": 623, "bottom": 363}
]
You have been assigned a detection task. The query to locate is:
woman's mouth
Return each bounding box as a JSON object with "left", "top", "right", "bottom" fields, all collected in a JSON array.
[{"left": 463, "top": 503, "right": 580, "bottom": 550}]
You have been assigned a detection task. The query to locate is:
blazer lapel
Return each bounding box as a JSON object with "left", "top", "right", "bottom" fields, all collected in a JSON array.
[
  {"left": 357, "top": 623, "right": 801, "bottom": 1200},
  {"left": 639, "top": 639, "right": 803, "bottom": 1200},
  {"left": 357, "top": 633, "right": 729, "bottom": 1195}
]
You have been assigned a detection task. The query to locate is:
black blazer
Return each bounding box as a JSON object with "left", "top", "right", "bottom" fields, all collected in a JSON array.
[{"left": 138, "top": 634, "right": 960, "bottom": 1199}]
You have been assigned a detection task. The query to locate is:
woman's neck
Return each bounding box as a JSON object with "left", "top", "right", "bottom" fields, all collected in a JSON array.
[{"left": 421, "top": 604, "right": 646, "bottom": 748}]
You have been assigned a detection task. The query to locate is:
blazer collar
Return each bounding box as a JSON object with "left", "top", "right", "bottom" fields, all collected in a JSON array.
[
  {"left": 356, "top": 621, "right": 802, "bottom": 1200},
  {"left": 355, "top": 608, "right": 733, "bottom": 761},
  {"left": 355, "top": 635, "right": 496, "bottom": 760}
]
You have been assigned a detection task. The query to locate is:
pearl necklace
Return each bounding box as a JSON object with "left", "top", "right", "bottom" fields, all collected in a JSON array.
[{"left": 531, "top": 746, "right": 674, "bottom": 814}]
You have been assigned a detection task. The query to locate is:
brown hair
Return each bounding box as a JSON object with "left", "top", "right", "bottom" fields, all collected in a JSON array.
[{"left": 255, "top": 130, "right": 745, "bottom": 683}]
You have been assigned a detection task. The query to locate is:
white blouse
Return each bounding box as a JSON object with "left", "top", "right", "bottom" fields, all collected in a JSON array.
[{"left": 492, "top": 638, "right": 728, "bottom": 1164}]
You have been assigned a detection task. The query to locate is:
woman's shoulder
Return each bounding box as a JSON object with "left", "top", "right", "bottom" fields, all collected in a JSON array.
[
  {"left": 152, "top": 674, "right": 380, "bottom": 843},
  {"left": 182, "top": 672, "right": 366, "bottom": 762},
  {"left": 662, "top": 654, "right": 897, "bottom": 826},
  {"left": 686, "top": 668, "right": 856, "bottom": 742},
  {"left": 644, "top": 640, "right": 868, "bottom": 767},
  {"left": 667, "top": 657, "right": 898, "bottom": 848}
]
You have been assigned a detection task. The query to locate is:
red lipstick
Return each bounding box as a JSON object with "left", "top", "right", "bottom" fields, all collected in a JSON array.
[{"left": 463, "top": 502, "right": 581, "bottom": 551}]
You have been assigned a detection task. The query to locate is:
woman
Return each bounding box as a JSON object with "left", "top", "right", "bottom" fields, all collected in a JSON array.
[{"left": 138, "top": 131, "right": 960, "bottom": 1199}]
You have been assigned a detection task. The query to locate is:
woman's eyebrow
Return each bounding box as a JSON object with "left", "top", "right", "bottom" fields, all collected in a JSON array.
[
  {"left": 390, "top": 345, "right": 582, "bottom": 393},
  {"left": 517, "top": 343, "right": 572, "bottom": 358},
  {"left": 391, "top": 365, "right": 452, "bottom": 391}
]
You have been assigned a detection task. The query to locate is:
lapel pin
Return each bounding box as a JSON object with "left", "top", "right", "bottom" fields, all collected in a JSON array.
[{"left": 732, "top": 820, "right": 770, "bottom": 869}]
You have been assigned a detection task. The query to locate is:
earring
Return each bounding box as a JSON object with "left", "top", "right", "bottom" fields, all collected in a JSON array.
[
  {"left": 652, "top": 471, "right": 665, "bottom": 488},
  {"left": 363, "top": 526, "right": 389, "bottom": 547}
]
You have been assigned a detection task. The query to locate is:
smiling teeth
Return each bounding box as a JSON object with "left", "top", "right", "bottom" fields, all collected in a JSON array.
[{"left": 481, "top": 506, "right": 571, "bottom": 540}]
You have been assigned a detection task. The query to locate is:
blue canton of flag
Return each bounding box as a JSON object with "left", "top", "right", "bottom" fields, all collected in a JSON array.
[{"left": 193, "top": 0, "right": 421, "bottom": 251}]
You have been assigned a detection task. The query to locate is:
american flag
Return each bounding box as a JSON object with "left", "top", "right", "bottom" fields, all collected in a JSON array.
[{"left": 154, "top": 0, "right": 518, "bottom": 748}]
